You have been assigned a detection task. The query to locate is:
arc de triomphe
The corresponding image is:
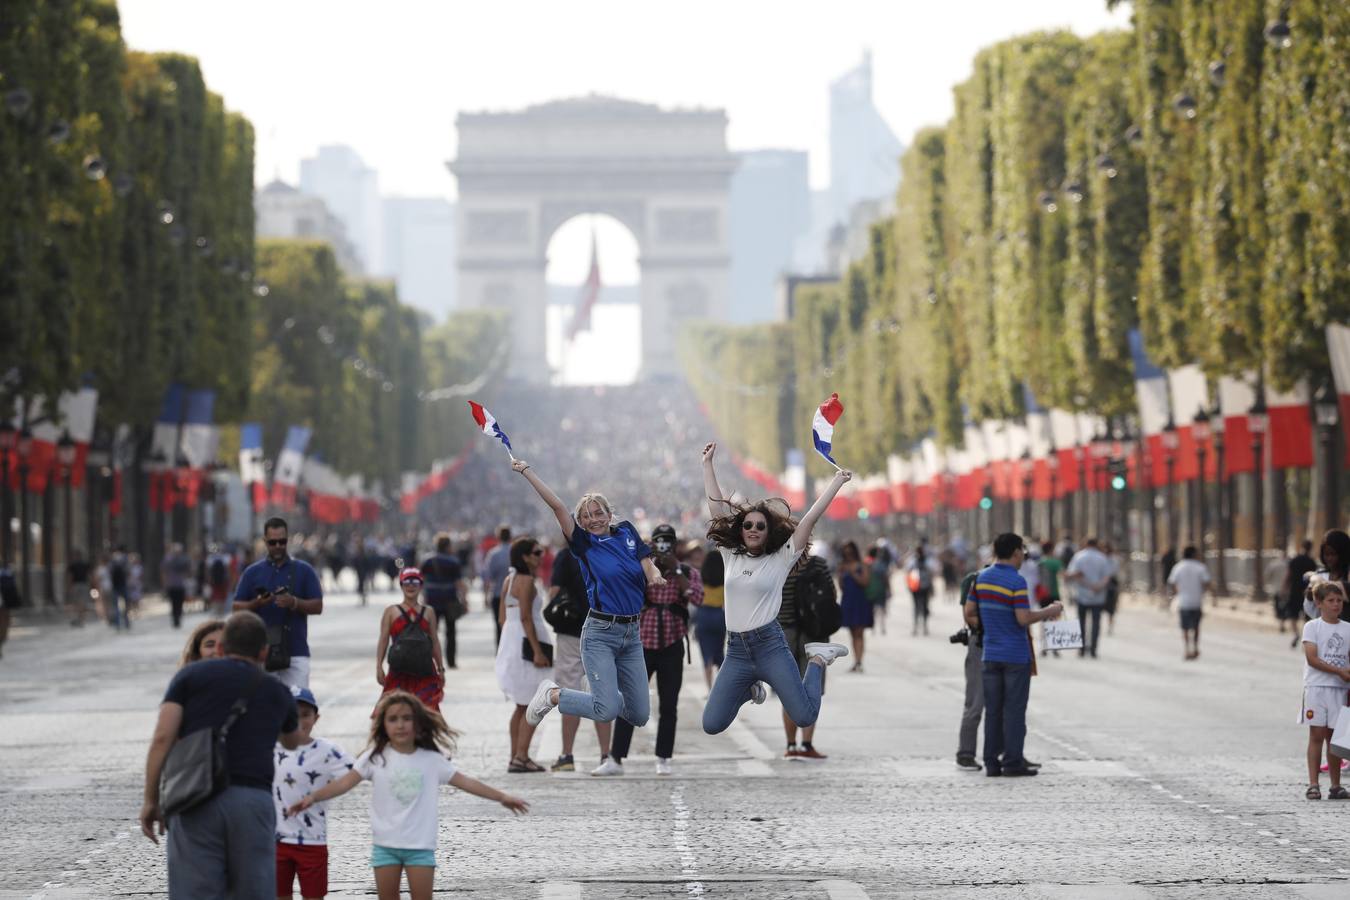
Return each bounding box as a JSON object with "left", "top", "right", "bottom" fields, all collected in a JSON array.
[{"left": 449, "top": 96, "right": 737, "bottom": 382}]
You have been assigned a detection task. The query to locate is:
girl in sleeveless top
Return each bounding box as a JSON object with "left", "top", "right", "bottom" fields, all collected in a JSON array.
[
  {"left": 375, "top": 568, "right": 445, "bottom": 712},
  {"left": 494, "top": 538, "right": 554, "bottom": 773}
]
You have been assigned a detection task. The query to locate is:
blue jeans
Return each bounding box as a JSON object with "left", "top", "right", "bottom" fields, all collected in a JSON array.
[
  {"left": 703, "top": 621, "right": 822, "bottom": 733},
  {"left": 557, "top": 615, "right": 651, "bottom": 726},
  {"left": 981, "top": 660, "right": 1031, "bottom": 769}
]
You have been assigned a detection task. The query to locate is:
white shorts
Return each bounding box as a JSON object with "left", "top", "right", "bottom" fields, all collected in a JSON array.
[
  {"left": 1298, "top": 685, "right": 1348, "bottom": 726},
  {"left": 553, "top": 634, "right": 587, "bottom": 692},
  {"left": 275, "top": 656, "right": 311, "bottom": 691}
]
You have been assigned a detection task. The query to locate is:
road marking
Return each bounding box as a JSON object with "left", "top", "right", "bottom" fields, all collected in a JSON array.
[
  {"left": 670, "top": 784, "right": 704, "bottom": 897},
  {"left": 539, "top": 883, "right": 582, "bottom": 900},
  {"left": 31, "top": 828, "right": 132, "bottom": 899},
  {"left": 820, "top": 880, "right": 871, "bottom": 899}
]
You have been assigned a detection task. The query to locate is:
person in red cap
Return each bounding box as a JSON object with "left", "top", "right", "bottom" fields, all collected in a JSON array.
[{"left": 375, "top": 567, "right": 445, "bottom": 712}]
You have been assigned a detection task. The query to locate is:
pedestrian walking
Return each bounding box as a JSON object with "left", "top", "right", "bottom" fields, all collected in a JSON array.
[
  {"left": 1065, "top": 538, "right": 1112, "bottom": 658},
  {"left": 109, "top": 546, "right": 131, "bottom": 630},
  {"left": 0, "top": 560, "right": 19, "bottom": 658},
  {"left": 161, "top": 543, "right": 193, "bottom": 629},
  {"left": 495, "top": 538, "right": 554, "bottom": 772},
  {"left": 838, "top": 541, "right": 872, "bottom": 667},
  {"left": 609, "top": 524, "right": 703, "bottom": 776},
  {"left": 376, "top": 568, "right": 445, "bottom": 712},
  {"left": 695, "top": 546, "right": 727, "bottom": 689},
  {"left": 1282, "top": 540, "right": 1318, "bottom": 645},
  {"left": 128, "top": 552, "right": 144, "bottom": 617},
  {"left": 905, "top": 543, "right": 931, "bottom": 636},
  {"left": 231, "top": 517, "right": 324, "bottom": 690},
  {"left": 1301, "top": 530, "right": 1350, "bottom": 625},
  {"left": 272, "top": 687, "right": 354, "bottom": 900},
  {"left": 513, "top": 457, "right": 666, "bottom": 733},
  {"left": 139, "top": 612, "right": 304, "bottom": 899},
  {"left": 780, "top": 550, "right": 838, "bottom": 759},
  {"left": 966, "top": 533, "right": 1063, "bottom": 777},
  {"left": 205, "top": 546, "right": 232, "bottom": 618},
  {"left": 1167, "top": 546, "right": 1211, "bottom": 660},
  {"left": 285, "top": 691, "right": 529, "bottom": 900},
  {"left": 178, "top": 619, "right": 225, "bottom": 667},
  {"left": 420, "top": 533, "right": 467, "bottom": 669},
  {"left": 1102, "top": 541, "right": 1122, "bottom": 635},
  {"left": 66, "top": 549, "right": 91, "bottom": 627},
  {"left": 865, "top": 545, "right": 892, "bottom": 635},
  {"left": 1298, "top": 581, "right": 1350, "bottom": 800},
  {"left": 483, "top": 526, "right": 513, "bottom": 648},
  {"left": 544, "top": 546, "right": 613, "bottom": 774},
  {"left": 697, "top": 442, "right": 850, "bottom": 736}
]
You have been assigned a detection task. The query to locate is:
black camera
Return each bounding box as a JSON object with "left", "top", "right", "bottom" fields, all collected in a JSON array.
[{"left": 950, "top": 628, "right": 970, "bottom": 646}]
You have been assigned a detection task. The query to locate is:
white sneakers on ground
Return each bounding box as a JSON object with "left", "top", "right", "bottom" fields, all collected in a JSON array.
[
  {"left": 591, "top": 757, "right": 624, "bottom": 777},
  {"left": 526, "top": 679, "right": 559, "bottom": 726},
  {"left": 749, "top": 681, "right": 768, "bottom": 704},
  {"left": 655, "top": 757, "right": 672, "bottom": 776},
  {"left": 804, "top": 642, "right": 849, "bottom": 667}
]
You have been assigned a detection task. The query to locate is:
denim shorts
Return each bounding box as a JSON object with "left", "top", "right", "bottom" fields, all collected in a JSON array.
[{"left": 371, "top": 845, "right": 437, "bottom": 868}]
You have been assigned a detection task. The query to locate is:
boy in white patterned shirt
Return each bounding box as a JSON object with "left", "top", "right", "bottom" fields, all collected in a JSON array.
[
  {"left": 1300, "top": 581, "right": 1350, "bottom": 801},
  {"left": 273, "top": 686, "right": 354, "bottom": 899}
]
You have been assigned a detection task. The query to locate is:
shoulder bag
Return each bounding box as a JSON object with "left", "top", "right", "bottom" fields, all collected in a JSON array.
[
  {"left": 507, "top": 572, "right": 554, "bottom": 665},
  {"left": 160, "top": 669, "right": 265, "bottom": 817},
  {"left": 264, "top": 568, "right": 296, "bottom": 672}
]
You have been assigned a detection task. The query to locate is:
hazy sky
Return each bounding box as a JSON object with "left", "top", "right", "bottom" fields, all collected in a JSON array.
[{"left": 116, "top": 1, "right": 1132, "bottom": 199}]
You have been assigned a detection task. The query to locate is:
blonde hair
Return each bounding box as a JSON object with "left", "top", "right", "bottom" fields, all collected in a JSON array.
[
  {"left": 1313, "top": 581, "right": 1347, "bottom": 605},
  {"left": 573, "top": 492, "right": 614, "bottom": 524}
]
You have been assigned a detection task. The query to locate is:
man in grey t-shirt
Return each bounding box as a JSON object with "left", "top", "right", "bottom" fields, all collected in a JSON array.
[
  {"left": 1066, "top": 538, "right": 1112, "bottom": 658},
  {"left": 483, "top": 526, "right": 513, "bottom": 648}
]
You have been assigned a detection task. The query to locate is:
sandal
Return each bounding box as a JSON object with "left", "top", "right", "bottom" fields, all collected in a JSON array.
[
  {"left": 1329, "top": 786, "right": 1349, "bottom": 800},
  {"left": 1306, "top": 784, "right": 1322, "bottom": 800},
  {"left": 508, "top": 759, "right": 529, "bottom": 773},
  {"left": 519, "top": 758, "right": 546, "bottom": 773}
]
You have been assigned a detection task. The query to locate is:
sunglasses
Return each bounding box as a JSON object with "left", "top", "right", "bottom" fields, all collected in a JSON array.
[
  {"left": 529, "top": 550, "right": 544, "bottom": 557},
  {"left": 265, "top": 539, "right": 287, "bottom": 547},
  {"left": 741, "top": 521, "right": 767, "bottom": 533},
  {"left": 402, "top": 579, "right": 423, "bottom": 586}
]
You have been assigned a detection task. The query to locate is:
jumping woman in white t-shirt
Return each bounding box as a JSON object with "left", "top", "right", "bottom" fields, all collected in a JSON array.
[{"left": 699, "top": 442, "right": 852, "bottom": 735}]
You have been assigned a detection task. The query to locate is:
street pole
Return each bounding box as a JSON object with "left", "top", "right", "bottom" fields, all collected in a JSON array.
[
  {"left": 1250, "top": 395, "right": 1268, "bottom": 603},
  {"left": 17, "top": 437, "right": 31, "bottom": 604},
  {"left": 0, "top": 424, "right": 12, "bottom": 566},
  {"left": 1048, "top": 458, "right": 1058, "bottom": 539},
  {"left": 1194, "top": 415, "right": 1210, "bottom": 575},
  {"left": 1315, "top": 380, "right": 1340, "bottom": 532},
  {"left": 41, "top": 479, "right": 55, "bottom": 606}
]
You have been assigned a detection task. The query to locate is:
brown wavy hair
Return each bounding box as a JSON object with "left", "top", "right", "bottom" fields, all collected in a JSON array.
[
  {"left": 706, "top": 497, "right": 805, "bottom": 558},
  {"left": 179, "top": 619, "right": 225, "bottom": 668},
  {"left": 366, "top": 690, "right": 460, "bottom": 764}
]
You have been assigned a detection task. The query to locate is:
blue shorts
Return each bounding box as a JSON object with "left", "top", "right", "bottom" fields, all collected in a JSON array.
[{"left": 371, "top": 845, "right": 436, "bottom": 868}]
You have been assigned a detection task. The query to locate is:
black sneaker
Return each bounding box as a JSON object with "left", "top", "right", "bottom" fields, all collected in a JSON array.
[
  {"left": 985, "top": 766, "right": 1003, "bottom": 777},
  {"left": 1024, "top": 759, "right": 1042, "bottom": 770},
  {"left": 550, "top": 754, "right": 575, "bottom": 772},
  {"left": 956, "top": 756, "right": 982, "bottom": 771},
  {"left": 1002, "top": 765, "right": 1039, "bottom": 777}
]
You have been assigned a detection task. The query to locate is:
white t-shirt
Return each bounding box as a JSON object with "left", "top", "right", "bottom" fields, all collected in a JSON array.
[
  {"left": 1302, "top": 618, "right": 1350, "bottom": 688},
  {"left": 1167, "top": 559, "right": 1212, "bottom": 611},
  {"left": 355, "top": 746, "right": 458, "bottom": 850},
  {"left": 721, "top": 542, "right": 803, "bottom": 633},
  {"left": 273, "top": 737, "right": 356, "bottom": 845},
  {"left": 1066, "top": 548, "right": 1112, "bottom": 607}
]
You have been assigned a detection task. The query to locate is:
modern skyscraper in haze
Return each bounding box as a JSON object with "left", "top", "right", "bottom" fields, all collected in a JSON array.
[
  {"left": 728, "top": 150, "right": 811, "bottom": 323},
  {"left": 382, "top": 197, "right": 457, "bottom": 319},
  {"left": 300, "top": 145, "right": 381, "bottom": 274},
  {"left": 828, "top": 50, "right": 903, "bottom": 227}
]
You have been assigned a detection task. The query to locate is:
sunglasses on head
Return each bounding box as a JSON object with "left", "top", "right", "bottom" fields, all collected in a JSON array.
[
  {"left": 402, "top": 578, "right": 423, "bottom": 586},
  {"left": 741, "top": 520, "right": 767, "bottom": 533},
  {"left": 265, "top": 538, "right": 287, "bottom": 547}
]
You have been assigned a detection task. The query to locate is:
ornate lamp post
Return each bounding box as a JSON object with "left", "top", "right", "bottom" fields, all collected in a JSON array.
[
  {"left": 1249, "top": 394, "right": 1269, "bottom": 602},
  {"left": 1047, "top": 451, "right": 1059, "bottom": 538},
  {"left": 1161, "top": 416, "right": 1179, "bottom": 553},
  {"left": 57, "top": 431, "right": 77, "bottom": 591},
  {"left": 1208, "top": 402, "right": 1228, "bottom": 595},
  {"left": 16, "top": 427, "right": 33, "bottom": 604},
  {"left": 0, "top": 422, "right": 13, "bottom": 564},
  {"left": 1192, "top": 408, "right": 1211, "bottom": 562},
  {"left": 1092, "top": 427, "right": 1113, "bottom": 540},
  {"left": 1019, "top": 451, "right": 1033, "bottom": 536},
  {"left": 1314, "top": 378, "right": 1340, "bottom": 531}
]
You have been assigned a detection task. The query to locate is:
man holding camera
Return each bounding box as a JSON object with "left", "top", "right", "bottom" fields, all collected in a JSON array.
[
  {"left": 965, "top": 533, "right": 1062, "bottom": 777},
  {"left": 231, "top": 517, "right": 324, "bottom": 689}
]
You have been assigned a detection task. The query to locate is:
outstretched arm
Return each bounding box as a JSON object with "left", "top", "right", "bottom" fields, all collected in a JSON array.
[
  {"left": 286, "top": 769, "right": 362, "bottom": 816},
  {"left": 512, "top": 459, "right": 575, "bottom": 543},
  {"left": 701, "top": 442, "right": 732, "bottom": 520},
  {"left": 792, "top": 469, "right": 852, "bottom": 554}
]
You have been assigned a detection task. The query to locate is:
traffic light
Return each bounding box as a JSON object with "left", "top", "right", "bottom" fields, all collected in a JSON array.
[
  {"left": 1111, "top": 474, "right": 1127, "bottom": 491},
  {"left": 1107, "top": 457, "right": 1128, "bottom": 491},
  {"left": 979, "top": 495, "right": 993, "bottom": 511}
]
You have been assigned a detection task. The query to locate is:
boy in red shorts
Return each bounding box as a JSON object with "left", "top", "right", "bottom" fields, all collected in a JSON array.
[{"left": 273, "top": 687, "right": 355, "bottom": 899}]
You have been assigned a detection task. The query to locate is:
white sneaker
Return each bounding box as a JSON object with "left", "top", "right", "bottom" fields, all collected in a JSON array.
[
  {"left": 749, "top": 681, "right": 767, "bottom": 704},
  {"left": 590, "top": 757, "right": 624, "bottom": 777},
  {"left": 525, "top": 679, "right": 559, "bottom": 726},
  {"left": 804, "top": 642, "right": 849, "bottom": 667},
  {"left": 655, "top": 757, "right": 672, "bottom": 776}
]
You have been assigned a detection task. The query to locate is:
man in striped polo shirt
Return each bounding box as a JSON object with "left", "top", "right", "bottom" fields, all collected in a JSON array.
[{"left": 965, "top": 533, "right": 1063, "bottom": 777}]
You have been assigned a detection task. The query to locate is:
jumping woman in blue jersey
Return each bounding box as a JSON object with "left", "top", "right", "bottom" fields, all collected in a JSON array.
[{"left": 513, "top": 458, "right": 666, "bottom": 731}]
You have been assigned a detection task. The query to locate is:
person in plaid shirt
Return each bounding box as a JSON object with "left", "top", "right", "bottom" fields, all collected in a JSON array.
[{"left": 607, "top": 524, "right": 704, "bottom": 776}]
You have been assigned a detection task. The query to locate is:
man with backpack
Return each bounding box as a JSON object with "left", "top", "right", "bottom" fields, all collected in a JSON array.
[
  {"left": 778, "top": 550, "right": 840, "bottom": 759},
  {"left": 421, "top": 532, "right": 468, "bottom": 669}
]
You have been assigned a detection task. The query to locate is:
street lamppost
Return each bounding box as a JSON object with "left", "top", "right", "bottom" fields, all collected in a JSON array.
[
  {"left": 1250, "top": 394, "right": 1269, "bottom": 602},
  {"left": 16, "top": 427, "right": 32, "bottom": 604},
  {"left": 0, "top": 422, "right": 13, "bottom": 565},
  {"left": 1092, "top": 427, "right": 1113, "bottom": 540},
  {"left": 1208, "top": 402, "right": 1228, "bottom": 594},
  {"left": 1020, "top": 450, "right": 1033, "bottom": 536},
  {"left": 1047, "top": 451, "right": 1059, "bottom": 538},
  {"left": 1078, "top": 442, "right": 1089, "bottom": 539},
  {"left": 1314, "top": 378, "right": 1340, "bottom": 532},
  {"left": 57, "top": 431, "right": 76, "bottom": 593},
  {"left": 1162, "top": 416, "right": 1179, "bottom": 554},
  {"left": 1192, "top": 408, "right": 1211, "bottom": 573}
]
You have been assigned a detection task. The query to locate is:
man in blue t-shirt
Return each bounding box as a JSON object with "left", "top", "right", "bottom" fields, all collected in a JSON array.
[
  {"left": 965, "top": 532, "right": 1063, "bottom": 777},
  {"left": 421, "top": 532, "right": 467, "bottom": 668},
  {"left": 140, "top": 611, "right": 302, "bottom": 899},
  {"left": 231, "top": 517, "right": 324, "bottom": 689}
]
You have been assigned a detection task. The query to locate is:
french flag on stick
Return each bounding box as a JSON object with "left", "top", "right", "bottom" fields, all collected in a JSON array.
[
  {"left": 468, "top": 401, "right": 514, "bottom": 457},
  {"left": 812, "top": 393, "right": 844, "bottom": 468}
]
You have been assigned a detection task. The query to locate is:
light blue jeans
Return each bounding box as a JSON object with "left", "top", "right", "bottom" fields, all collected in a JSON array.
[
  {"left": 702, "top": 621, "right": 823, "bottom": 733},
  {"left": 557, "top": 615, "right": 651, "bottom": 726}
]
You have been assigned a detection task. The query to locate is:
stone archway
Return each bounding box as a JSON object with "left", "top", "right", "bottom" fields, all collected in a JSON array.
[{"left": 449, "top": 96, "right": 737, "bottom": 382}]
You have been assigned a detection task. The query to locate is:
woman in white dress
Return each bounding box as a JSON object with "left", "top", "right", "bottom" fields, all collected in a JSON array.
[{"left": 494, "top": 537, "right": 554, "bottom": 773}]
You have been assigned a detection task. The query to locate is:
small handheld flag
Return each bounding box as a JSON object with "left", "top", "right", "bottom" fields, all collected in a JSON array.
[
  {"left": 812, "top": 393, "right": 844, "bottom": 469},
  {"left": 467, "top": 401, "right": 514, "bottom": 458}
]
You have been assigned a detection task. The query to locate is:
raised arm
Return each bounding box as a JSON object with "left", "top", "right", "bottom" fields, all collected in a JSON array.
[
  {"left": 286, "top": 768, "right": 362, "bottom": 816},
  {"left": 701, "top": 442, "right": 732, "bottom": 520},
  {"left": 512, "top": 459, "right": 574, "bottom": 543},
  {"left": 792, "top": 469, "right": 852, "bottom": 554}
]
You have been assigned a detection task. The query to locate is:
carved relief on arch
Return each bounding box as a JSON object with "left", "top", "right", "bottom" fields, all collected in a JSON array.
[
  {"left": 666, "top": 280, "right": 710, "bottom": 319},
  {"left": 655, "top": 208, "right": 719, "bottom": 245},
  {"left": 465, "top": 210, "right": 531, "bottom": 245}
]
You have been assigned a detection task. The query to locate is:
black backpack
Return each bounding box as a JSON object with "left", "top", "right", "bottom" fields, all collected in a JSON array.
[
  {"left": 209, "top": 558, "right": 228, "bottom": 587},
  {"left": 797, "top": 565, "right": 842, "bottom": 641},
  {"left": 387, "top": 607, "right": 435, "bottom": 676}
]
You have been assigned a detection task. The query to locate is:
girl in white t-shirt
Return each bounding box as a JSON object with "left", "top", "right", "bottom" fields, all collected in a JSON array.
[
  {"left": 287, "top": 691, "right": 529, "bottom": 900},
  {"left": 699, "top": 442, "right": 852, "bottom": 735},
  {"left": 1299, "top": 581, "right": 1350, "bottom": 801}
]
